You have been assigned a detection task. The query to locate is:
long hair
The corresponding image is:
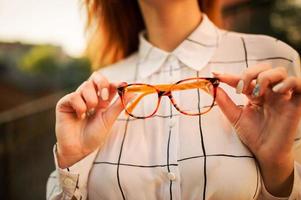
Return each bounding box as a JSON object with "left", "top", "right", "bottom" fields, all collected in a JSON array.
[{"left": 84, "top": 0, "right": 220, "bottom": 68}]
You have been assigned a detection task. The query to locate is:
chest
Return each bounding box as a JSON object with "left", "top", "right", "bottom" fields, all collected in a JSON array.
[
  {"left": 88, "top": 104, "right": 260, "bottom": 200},
  {"left": 87, "top": 63, "right": 260, "bottom": 199}
]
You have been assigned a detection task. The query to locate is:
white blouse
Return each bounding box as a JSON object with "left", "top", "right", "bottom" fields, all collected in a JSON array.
[{"left": 47, "top": 15, "right": 301, "bottom": 200}]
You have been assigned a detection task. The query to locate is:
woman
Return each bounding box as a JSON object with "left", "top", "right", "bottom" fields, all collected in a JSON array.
[{"left": 47, "top": 0, "right": 301, "bottom": 199}]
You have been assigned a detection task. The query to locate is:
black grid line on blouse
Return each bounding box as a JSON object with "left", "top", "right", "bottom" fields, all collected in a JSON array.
[
  {"left": 209, "top": 57, "right": 293, "bottom": 64},
  {"left": 241, "top": 37, "right": 249, "bottom": 68},
  {"left": 139, "top": 29, "right": 292, "bottom": 78},
  {"left": 93, "top": 154, "right": 255, "bottom": 167},
  {"left": 150, "top": 56, "right": 293, "bottom": 76},
  {"left": 196, "top": 71, "right": 207, "bottom": 200},
  {"left": 116, "top": 118, "right": 129, "bottom": 200},
  {"left": 186, "top": 38, "right": 218, "bottom": 48},
  {"left": 166, "top": 61, "right": 174, "bottom": 200},
  {"left": 115, "top": 63, "right": 141, "bottom": 200},
  {"left": 116, "top": 104, "right": 219, "bottom": 121},
  {"left": 94, "top": 161, "right": 179, "bottom": 168},
  {"left": 177, "top": 154, "right": 254, "bottom": 162},
  {"left": 167, "top": 102, "right": 173, "bottom": 200},
  {"left": 117, "top": 113, "right": 182, "bottom": 121},
  {"left": 253, "top": 163, "right": 260, "bottom": 199}
]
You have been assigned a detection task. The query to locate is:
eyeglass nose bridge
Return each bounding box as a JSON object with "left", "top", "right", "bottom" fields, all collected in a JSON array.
[
  {"left": 158, "top": 90, "right": 172, "bottom": 97},
  {"left": 157, "top": 90, "right": 178, "bottom": 109}
]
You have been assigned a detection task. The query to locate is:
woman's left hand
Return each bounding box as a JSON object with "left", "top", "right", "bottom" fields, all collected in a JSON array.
[{"left": 213, "top": 64, "right": 301, "bottom": 197}]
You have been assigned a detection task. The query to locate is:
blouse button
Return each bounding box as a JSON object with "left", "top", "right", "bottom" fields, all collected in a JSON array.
[
  {"left": 63, "top": 177, "right": 74, "bottom": 187},
  {"left": 167, "top": 172, "right": 176, "bottom": 181}
]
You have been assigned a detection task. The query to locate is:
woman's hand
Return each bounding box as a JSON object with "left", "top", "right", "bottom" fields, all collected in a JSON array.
[
  {"left": 55, "top": 72, "right": 128, "bottom": 168},
  {"left": 213, "top": 64, "right": 301, "bottom": 197}
]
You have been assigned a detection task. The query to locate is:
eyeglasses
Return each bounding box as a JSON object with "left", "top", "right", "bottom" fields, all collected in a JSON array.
[{"left": 117, "top": 77, "right": 219, "bottom": 119}]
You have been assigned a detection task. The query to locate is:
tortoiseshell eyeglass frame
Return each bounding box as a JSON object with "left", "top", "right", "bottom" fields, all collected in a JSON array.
[{"left": 117, "top": 77, "right": 220, "bottom": 119}]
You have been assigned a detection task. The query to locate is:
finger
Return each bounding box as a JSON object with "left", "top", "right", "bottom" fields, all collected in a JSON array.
[
  {"left": 102, "top": 92, "right": 134, "bottom": 127},
  {"left": 89, "top": 72, "right": 110, "bottom": 101},
  {"left": 58, "top": 92, "right": 87, "bottom": 119},
  {"left": 255, "top": 67, "right": 287, "bottom": 97},
  {"left": 272, "top": 77, "right": 301, "bottom": 94},
  {"left": 97, "top": 83, "right": 118, "bottom": 109},
  {"left": 215, "top": 87, "right": 242, "bottom": 125},
  {"left": 241, "top": 63, "right": 272, "bottom": 93},
  {"left": 212, "top": 72, "right": 241, "bottom": 88},
  {"left": 80, "top": 80, "right": 99, "bottom": 113},
  {"left": 212, "top": 72, "right": 255, "bottom": 95},
  {"left": 107, "top": 82, "right": 121, "bottom": 102}
]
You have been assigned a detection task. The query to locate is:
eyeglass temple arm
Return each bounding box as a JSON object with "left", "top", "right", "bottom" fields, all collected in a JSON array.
[
  {"left": 125, "top": 81, "right": 211, "bottom": 115},
  {"left": 156, "top": 81, "right": 210, "bottom": 92},
  {"left": 126, "top": 90, "right": 153, "bottom": 114}
]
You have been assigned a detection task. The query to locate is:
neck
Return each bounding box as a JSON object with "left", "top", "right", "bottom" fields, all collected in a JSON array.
[{"left": 138, "top": 0, "right": 203, "bottom": 52}]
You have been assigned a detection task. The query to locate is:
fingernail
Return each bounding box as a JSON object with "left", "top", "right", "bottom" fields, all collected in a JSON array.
[
  {"left": 252, "top": 83, "right": 260, "bottom": 97},
  {"left": 101, "top": 88, "right": 109, "bottom": 101},
  {"left": 87, "top": 108, "right": 95, "bottom": 117},
  {"left": 81, "top": 113, "right": 86, "bottom": 120},
  {"left": 236, "top": 80, "right": 244, "bottom": 94},
  {"left": 272, "top": 82, "right": 284, "bottom": 93}
]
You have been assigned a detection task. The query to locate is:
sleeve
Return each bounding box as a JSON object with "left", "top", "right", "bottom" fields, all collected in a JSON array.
[
  {"left": 257, "top": 162, "right": 301, "bottom": 200},
  {"left": 46, "top": 145, "right": 99, "bottom": 200}
]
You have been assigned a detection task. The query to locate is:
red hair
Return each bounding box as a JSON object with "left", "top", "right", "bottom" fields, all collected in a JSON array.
[{"left": 84, "top": 0, "right": 221, "bottom": 68}]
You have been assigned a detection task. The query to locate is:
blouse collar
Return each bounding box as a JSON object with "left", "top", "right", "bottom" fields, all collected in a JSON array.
[{"left": 137, "top": 14, "right": 221, "bottom": 79}]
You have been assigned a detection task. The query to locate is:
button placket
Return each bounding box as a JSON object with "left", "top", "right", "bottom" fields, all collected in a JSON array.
[
  {"left": 169, "top": 56, "right": 181, "bottom": 115},
  {"left": 165, "top": 55, "right": 180, "bottom": 198},
  {"left": 166, "top": 55, "right": 180, "bottom": 83}
]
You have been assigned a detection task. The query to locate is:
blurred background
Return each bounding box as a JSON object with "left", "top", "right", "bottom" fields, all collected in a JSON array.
[{"left": 0, "top": 0, "right": 300, "bottom": 199}]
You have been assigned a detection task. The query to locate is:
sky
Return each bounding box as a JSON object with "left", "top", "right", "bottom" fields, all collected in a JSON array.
[{"left": 0, "top": 0, "right": 87, "bottom": 57}]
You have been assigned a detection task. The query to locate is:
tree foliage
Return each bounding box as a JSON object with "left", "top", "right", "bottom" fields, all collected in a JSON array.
[
  {"left": 19, "top": 45, "right": 61, "bottom": 74},
  {"left": 271, "top": 0, "right": 301, "bottom": 46}
]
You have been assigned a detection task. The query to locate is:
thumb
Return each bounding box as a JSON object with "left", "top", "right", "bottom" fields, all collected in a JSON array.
[
  {"left": 212, "top": 72, "right": 241, "bottom": 89},
  {"left": 215, "top": 87, "right": 242, "bottom": 126}
]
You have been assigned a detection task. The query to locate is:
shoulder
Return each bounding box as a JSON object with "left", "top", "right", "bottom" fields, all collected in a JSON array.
[
  {"left": 219, "top": 30, "right": 300, "bottom": 76},
  {"left": 221, "top": 30, "right": 298, "bottom": 59},
  {"left": 96, "top": 52, "right": 139, "bottom": 82}
]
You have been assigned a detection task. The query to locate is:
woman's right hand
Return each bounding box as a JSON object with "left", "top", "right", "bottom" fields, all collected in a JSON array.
[{"left": 55, "top": 72, "right": 127, "bottom": 168}]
